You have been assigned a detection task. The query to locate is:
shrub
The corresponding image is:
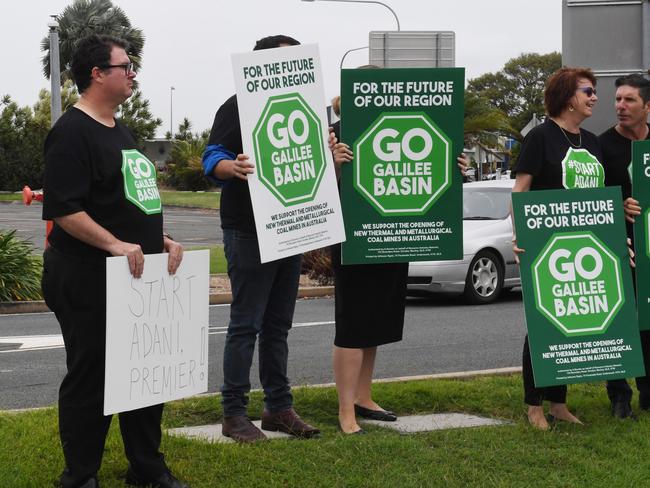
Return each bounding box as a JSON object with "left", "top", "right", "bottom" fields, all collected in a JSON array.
[
  {"left": 0, "top": 230, "right": 42, "bottom": 301},
  {"left": 301, "top": 248, "right": 334, "bottom": 286},
  {"left": 161, "top": 119, "right": 213, "bottom": 191},
  {"left": 162, "top": 164, "right": 211, "bottom": 191}
]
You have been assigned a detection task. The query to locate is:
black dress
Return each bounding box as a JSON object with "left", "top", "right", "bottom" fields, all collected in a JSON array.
[{"left": 330, "top": 120, "right": 408, "bottom": 349}]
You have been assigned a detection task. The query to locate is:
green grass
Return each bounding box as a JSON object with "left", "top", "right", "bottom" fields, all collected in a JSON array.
[
  {"left": 0, "top": 193, "right": 22, "bottom": 202},
  {"left": 188, "top": 245, "right": 226, "bottom": 274},
  {"left": 160, "top": 191, "right": 220, "bottom": 209},
  {"left": 0, "top": 191, "right": 219, "bottom": 207},
  {"left": 2, "top": 374, "right": 649, "bottom": 487}
]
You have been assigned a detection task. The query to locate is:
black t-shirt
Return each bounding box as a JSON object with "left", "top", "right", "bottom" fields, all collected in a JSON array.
[
  {"left": 515, "top": 119, "right": 604, "bottom": 191},
  {"left": 43, "top": 107, "right": 163, "bottom": 258},
  {"left": 599, "top": 124, "right": 650, "bottom": 200},
  {"left": 599, "top": 124, "right": 650, "bottom": 239},
  {"left": 207, "top": 95, "right": 256, "bottom": 233}
]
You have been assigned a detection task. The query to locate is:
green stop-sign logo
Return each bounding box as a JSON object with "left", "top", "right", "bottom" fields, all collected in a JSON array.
[
  {"left": 121, "top": 149, "right": 161, "bottom": 215},
  {"left": 561, "top": 148, "right": 604, "bottom": 189},
  {"left": 532, "top": 232, "right": 623, "bottom": 336},
  {"left": 253, "top": 93, "right": 326, "bottom": 206},
  {"left": 354, "top": 113, "right": 451, "bottom": 215}
]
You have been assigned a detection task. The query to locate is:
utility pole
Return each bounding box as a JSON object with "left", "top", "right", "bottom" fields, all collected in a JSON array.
[
  {"left": 48, "top": 16, "right": 62, "bottom": 127},
  {"left": 170, "top": 86, "right": 175, "bottom": 138}
]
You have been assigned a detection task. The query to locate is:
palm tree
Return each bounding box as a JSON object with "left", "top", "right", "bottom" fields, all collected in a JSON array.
[
  {"left": 464, "top": 91, "right": 518, "bottom": 147},
  {"left": 40, "top": 0, "right": 144, "bottom": 83}
]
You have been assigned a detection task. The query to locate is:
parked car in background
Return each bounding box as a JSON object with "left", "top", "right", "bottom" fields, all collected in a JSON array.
[{"left": 407, "top": 179, "right": 520, "bottom": 304}]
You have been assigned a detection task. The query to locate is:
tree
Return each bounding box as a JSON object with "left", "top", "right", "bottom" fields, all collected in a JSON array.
[
  {"left": 464, "top": 91, "right": 517, "bottom": 148},
  {"left": 468, "top": 52, "right": 561, "bottom": 135},
  {"left": 32, "top": 80, "right": 79, "bottom": 126},
  {"left": 162, "top": 119, "right": 212, "bottom": 191},
  {"left": 40, "top": 0, "right": 144, "bottom": 82},
  {"left": 40, "top": 0, "right": 161, "bottom": 144},
  {"left": 0, "top": 96, "right": 48, "bottom": 191},
  {"left": 116, "top": 90, "right": 162, "bottom": 145}
]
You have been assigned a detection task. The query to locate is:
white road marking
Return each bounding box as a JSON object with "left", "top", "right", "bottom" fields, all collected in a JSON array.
[
  {"left": 208, "top": 320, "right": 333, "bottom": 335},
  {"left": 0, "top": 334, "right": 64, "bottom": 353},
  {"left": 0, "top": 320, "right": 334, "bottom": 351}
]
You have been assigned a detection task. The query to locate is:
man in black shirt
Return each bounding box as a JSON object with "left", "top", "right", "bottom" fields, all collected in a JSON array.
[
  {"left": 42, "top": 35, "right": 187, "bottom": 488},
  {"left": 599, "top": 74, "right": 650, "bottom": 419},
  {"left": 202, "top": 35, "right": 320, "bottom": 442}
]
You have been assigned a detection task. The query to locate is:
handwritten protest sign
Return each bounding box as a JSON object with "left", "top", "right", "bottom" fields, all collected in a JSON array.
[{"left": 104, "top": 250, "right": 209, "bottom": 415}]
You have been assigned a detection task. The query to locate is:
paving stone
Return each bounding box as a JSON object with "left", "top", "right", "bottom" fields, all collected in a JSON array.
[
  {"left": 361, "top": 413, "right": 510, "bottom": 433},
  {"left": 167, "top": 420, "right": 292, "bottom": 444},
  {"left": 168, "top": 413, "right": 510, "bottom": 443}
]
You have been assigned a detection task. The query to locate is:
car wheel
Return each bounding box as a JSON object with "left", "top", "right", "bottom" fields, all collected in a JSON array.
[{"left": 463, "top": 250, "right": 504, "bottom": 304}]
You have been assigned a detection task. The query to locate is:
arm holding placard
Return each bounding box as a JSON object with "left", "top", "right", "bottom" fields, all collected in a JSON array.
[
  {"left": 54, "top": 211, "right": 146, "bottom": 278},
  {"left": 623, "top": 197, "right": 641, "bottom": 223},
  {"left": 163, "top": 234, "right": 183, "bottom": 275},
  {"left": 510, "top": 172, "right": 533, "bottom": 264}
]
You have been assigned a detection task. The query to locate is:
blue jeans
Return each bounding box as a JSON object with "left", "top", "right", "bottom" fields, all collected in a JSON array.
[{"left": 221, "top": 228, "right": 302, "bottom": 416}]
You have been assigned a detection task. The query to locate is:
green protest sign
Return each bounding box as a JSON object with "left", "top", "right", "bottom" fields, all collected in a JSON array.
[
  {"left": 513, "top": 187, "right": 644, "bottom": 387},
  {"left": 633, "top": 140, "right": 650, "bottom": 330},
  {"left": 340, "top": 68, "right": 464, "bottom": 264}
]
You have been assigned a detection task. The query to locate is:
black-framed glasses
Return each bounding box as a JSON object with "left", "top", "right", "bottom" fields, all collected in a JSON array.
[
  {"left": 99, "top": 62, "right": 134, "bottom": 75},
  {"left": 577, "top": 86, "right": 597, "bottom": 97}
]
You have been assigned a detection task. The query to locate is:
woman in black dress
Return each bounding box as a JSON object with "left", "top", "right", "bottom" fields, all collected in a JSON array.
[
  {"left": 330, "top": 96, "right": 467, "bottom": 433},
  {"left": 512, "top": 67, "right": 603, "bottom": 429}
]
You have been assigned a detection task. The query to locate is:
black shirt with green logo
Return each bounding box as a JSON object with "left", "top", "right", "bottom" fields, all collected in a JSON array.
[
  {"left": 515, "top": 119, "right": 604, "bottom": 191},
  {"left": 43, "top": 107, "right": 163, "bottom": 258},
  {"left": 599, "top": 124, "right": 650, "bottom": 200},
  {"left": 599, "top": 124, "right": 650, "bottom": 239}
]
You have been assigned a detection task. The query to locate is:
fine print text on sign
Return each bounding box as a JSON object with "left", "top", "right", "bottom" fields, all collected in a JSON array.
[
  {"left": 633, "top": 140, "right": 650, "bottom": 330},
  {"left": 232, "top": 44, "right": 345, "bottom": 263},
  {"left": 341, "top": 68, "right": 464, "bottom": 264},
  {"left": 104, "top": 250, "right": 209, "bottom": 415},
  {"left": 513, "top": 187, "right": 644, "bottom": 387}
]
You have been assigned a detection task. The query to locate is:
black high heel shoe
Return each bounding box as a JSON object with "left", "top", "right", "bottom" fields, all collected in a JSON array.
[{"left": 354, "top": 404, "right": 397, "bottom": 421}]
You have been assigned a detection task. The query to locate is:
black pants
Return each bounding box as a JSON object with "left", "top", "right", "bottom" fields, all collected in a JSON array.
[
  {"left": 606, "top": 329, "right": 650, "bottom": 405},
  {"left": 522, "top": 335, "right": 567, "bottom": 406},
  {"left": 42, "top": 247, "right": 168, "bottom": 487}
]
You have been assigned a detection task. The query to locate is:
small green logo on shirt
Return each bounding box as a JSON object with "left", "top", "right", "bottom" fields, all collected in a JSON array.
[
  {"left": 561, "top": 148, "right": 604, "bottom": 189},
  {"left": 121, "top": 149, "right": 162, "bottom": 215}
]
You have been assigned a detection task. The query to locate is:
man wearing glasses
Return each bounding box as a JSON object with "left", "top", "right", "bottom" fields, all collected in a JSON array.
[
  {"left": 42, "top": 34, "right": 187, "bottom": 488},
  {"left": 599, "top": 74, "right": 650, "bottom": 419}
]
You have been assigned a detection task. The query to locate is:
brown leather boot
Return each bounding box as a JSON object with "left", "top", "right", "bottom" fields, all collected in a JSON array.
[
  {"left": 222, "top": 416, "right": 267, "bottom": 443},
  {"left": 261, "top": 408, "right": 321, "bottom": 438}
]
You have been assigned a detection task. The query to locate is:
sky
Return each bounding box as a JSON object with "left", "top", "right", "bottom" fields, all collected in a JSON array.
[{"left": 1, "top": 0, "right": 562, "bottom": 136}]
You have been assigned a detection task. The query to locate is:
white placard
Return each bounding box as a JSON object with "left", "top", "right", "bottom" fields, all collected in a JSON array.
[
  {"left": 104, "top": 250, "right": 209, "bottom": 415},
  {"left": 232, "top": 43, "right": 345, "bottom": 262}
]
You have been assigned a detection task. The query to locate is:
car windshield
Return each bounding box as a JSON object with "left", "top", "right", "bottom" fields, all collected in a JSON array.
[{"left": 463, "top": 187, "right": 511, "bottom": 220}]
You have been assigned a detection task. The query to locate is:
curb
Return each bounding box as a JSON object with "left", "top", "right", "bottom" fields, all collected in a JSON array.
[
  {"left": 1, "top": 367, "right": 522, "bottom": 414},
  {"left": 0, "top": 286, "right": 335, "bottom": 314}
]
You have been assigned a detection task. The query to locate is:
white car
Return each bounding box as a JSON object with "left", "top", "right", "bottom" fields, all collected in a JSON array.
[{"left": 407, "top": 179, "right": 520, "bottom": 304}]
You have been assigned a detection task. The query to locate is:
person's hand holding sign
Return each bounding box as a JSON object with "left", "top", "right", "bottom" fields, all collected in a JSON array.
[
  {"left": 163, "top": 234, "right": 184, "bottom": 275},
  {"left": 215, "top": 154, "right": 255, "bottom": 181},
  {"left": 623, "top": 197, "right": 641, "bottom": 223}
]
